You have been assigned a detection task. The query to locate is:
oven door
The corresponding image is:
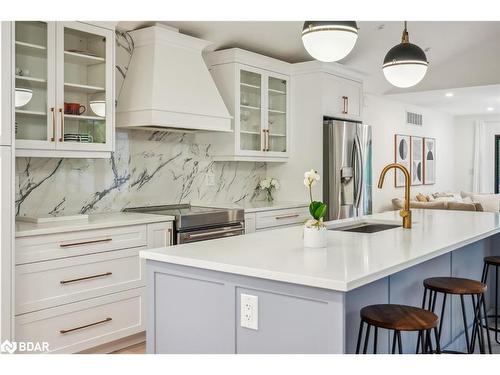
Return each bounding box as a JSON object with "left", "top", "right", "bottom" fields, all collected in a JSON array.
[{"left": 178, "top": 223, "right": 245, "bottom": 244}]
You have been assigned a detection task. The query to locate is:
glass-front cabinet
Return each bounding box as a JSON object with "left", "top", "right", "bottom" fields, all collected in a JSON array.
[
  {"left": 206, "top": 49, "right": 290, "bottom": 162},
  {"left": 13, "top": 21, "right": 114, "bottom": 158}
]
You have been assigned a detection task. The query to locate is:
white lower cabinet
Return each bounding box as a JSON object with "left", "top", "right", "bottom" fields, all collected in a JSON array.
[
  {"left": 15, "top": 288, "right": 145, "bottom": 354},
  {"left": 15, "top": 220, "right": 173, "bottom": 353},
  {"left": 245, "top": 206, "right": 309, "bottom": 233}
]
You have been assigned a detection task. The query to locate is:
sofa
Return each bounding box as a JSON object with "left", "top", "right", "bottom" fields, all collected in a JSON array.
[{"left": 390, "top": 191, "right": 495, "bottom": 212}]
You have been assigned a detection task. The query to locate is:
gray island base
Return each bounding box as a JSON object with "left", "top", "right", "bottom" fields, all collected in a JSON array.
[{"left": 141, "top": 210, "right": 500, "bottom": 353}]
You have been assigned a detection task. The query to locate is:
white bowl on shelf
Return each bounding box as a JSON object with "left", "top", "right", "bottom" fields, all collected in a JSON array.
[
  {"left": 15, "top": 88, "right": 33, "bottom": 108},
  {"left": 89, "top": 100, "right": 105, "bottom": 117}
]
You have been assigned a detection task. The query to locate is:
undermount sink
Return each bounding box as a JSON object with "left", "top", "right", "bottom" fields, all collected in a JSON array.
[{"left": 329, "top": 222, "right": 401, "bottom": 233}]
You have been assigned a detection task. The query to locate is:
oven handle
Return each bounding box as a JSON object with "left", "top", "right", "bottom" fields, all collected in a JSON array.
[{"left": 184, "top": 226, "right": 244, "bottom": 240}]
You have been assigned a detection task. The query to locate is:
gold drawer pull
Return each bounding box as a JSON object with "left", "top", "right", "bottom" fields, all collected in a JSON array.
[
  {"left": 59, "top": 238, "right": 112, "bottom": 248},
  {"left": 59, "top": 317, "right": 112, "bottom": 334},
  {"left": 275, "top": 214, "right": 300, "bottom": 220},
  {"left": 60, "top": 272, "right": 112, "bottom": 285}
]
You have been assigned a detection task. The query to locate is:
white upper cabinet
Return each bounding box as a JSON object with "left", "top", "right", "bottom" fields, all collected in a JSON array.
[
  {"left": 321, "top": 72, "right": 363, "bottom": 120},
  {"left": 1, "top": 22, "right": 13, "bottom": 146},
  {"left": 204, "top": 49, "right": 291, "bottom": 162},
  {"left": 13, "top": 21, "right": 114, "bottom": 158}
]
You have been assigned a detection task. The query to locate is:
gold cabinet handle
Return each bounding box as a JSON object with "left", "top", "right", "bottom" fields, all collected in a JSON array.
[
  {"left": 342, "top": 96, "right": 348, "bottom": 114},
  {"left": 59, "top": 238, "right": 112, "bottom": 248},
  {"left": 265, "top": 129, "right": 270, "bottom": 151},
  {"left": 166, "top": 228, "right": 172, "bottom": 245},
  {"left": 60, "top": 272, "right": 112, "bottom": 285},
  {"left": 261, "top": 129, "right": 266, "bottom": 151},
  {"left": 59, "top": 317, "right": 112, "bottom": 334},
  {"left": 58, "top": 108, "right": 64, "bottom": 142},
  {"left": 50, "top": 107, "right": 56, "bottom": 141},
  {"left": 275, "top": 214, "right": 300, "bottom": 220}
]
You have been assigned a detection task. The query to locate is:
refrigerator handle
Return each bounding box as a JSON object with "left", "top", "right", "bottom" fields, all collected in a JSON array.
[{"left": 353, "top": 133, "right": 363, "bottom": 209}]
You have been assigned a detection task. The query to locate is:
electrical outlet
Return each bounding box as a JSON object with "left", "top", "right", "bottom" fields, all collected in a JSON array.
[{"left": 240, "top": 293, "right": 258, "bottom": 330}]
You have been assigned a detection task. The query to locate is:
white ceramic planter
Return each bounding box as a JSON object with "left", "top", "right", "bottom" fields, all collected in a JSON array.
[{"left": 303, "top": 226, "right": 327, "bottom": 248}]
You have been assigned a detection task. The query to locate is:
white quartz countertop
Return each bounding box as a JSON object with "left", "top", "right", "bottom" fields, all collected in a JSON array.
[
  {"left": 140, "top": 209, "right": 500, "bottom": 292},
  {"left": 16, "top": 212, "right": 175, "bottom": 237},
  {"left": 195, "top": 201, "right": 309, "bottom": 213}
]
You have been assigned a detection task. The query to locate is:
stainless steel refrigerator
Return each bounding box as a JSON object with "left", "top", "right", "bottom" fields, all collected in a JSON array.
[{"left": 323, "top": 117, "right": 372, "bottom": 221}]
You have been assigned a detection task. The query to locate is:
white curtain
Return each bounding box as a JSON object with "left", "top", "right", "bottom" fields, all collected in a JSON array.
[{"left": 472, "top": 121, "right": 490, "bottom": 193}]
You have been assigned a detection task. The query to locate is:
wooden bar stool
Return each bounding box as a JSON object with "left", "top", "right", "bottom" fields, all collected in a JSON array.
[
  {"left": 481, "top": 256, "right": 500, "bottom": 344},
  {"left": 421, "top": 277, "right": 491, "bottom": 354},
  {"left": 355, "top": 304, "right": 440, "bottom": 354}
]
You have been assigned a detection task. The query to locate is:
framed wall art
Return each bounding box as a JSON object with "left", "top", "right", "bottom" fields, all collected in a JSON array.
[
  {"left": 394, "top": 134, "right": 411, "bottom": 187},
  {"left": 423, "top": 137, "right": 436, "bottom": 185},
  {"left": 411, "top": 136, "right": 423, "bottom": 186}
]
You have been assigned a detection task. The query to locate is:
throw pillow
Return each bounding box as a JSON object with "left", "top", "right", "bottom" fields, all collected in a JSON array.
[{"left": 471, "top": 194, "right": 500, "bottom": 212}]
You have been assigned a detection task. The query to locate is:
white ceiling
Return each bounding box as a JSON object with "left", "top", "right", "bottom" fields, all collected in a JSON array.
[
  {"left": 117, "top": 21, "right": 500, "bottom": 113},
  {"left": 386, "top": 85, "right": 500, "bottom": 116}
]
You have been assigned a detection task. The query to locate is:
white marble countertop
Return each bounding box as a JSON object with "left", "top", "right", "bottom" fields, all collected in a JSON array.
[
  {"left": 140, "top": 209, "right": 500, "bottom": 292},
  {"left": 194, "top": 201, "right": 309, "bottom": 213},
  {"left": 15, "top": 212, "right": 175, "bottom": 237}
]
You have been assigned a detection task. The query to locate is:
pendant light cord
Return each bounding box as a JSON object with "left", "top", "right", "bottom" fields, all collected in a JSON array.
[{"left": 401, "top": 21, "right": 409, "bottom": 44}]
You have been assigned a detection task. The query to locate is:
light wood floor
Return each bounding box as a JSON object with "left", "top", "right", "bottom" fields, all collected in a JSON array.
[{"left": 111, "top": 341, "right": 146, "bottom": 354}]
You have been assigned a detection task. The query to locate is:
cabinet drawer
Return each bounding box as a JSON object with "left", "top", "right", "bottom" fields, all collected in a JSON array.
[
  {"left": 16, "top": 248, "right": 145, "bottom": 315},
  {"left": 16, "top": 224, "right": 148, "bottom": 264},
  {"left": 15, "top": 288, "right": 145, "bottom": 354},
  {"left": 255, "top": 207, "right": 309, "bottom": 230}
]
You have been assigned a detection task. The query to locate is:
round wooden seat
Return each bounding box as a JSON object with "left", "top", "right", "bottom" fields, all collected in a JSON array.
[
  {"left": 423, "top": 277, "right": 487, "bottom": 295},
  {"left": 484, "top": 256, "right": 500, "bottom": 266},
  {"left": 360, "top": 304, "right": 438, "bottom": 331}
]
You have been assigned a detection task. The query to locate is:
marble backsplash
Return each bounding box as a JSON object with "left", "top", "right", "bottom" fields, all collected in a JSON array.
[{"left": 15, "top": 130, "right": 267, "bottom": 218}]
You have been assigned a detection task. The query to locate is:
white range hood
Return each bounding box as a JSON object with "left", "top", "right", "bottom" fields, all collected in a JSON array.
[{"left": 116, "top": 25, "right": 232, "bottom": 132}]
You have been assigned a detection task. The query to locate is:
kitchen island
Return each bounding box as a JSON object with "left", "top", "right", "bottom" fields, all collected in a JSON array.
[{"left": 140, "top": 209, "right": 500, "bottom": 354}]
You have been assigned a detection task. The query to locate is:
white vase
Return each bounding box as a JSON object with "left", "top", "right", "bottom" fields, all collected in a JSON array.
[{"left": 303, "top": 226, "right": 327, "bottom": 248}]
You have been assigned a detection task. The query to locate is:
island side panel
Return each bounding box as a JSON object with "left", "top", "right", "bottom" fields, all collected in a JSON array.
[
  {"left": 146, "top": 260, "right": 346, "bottom": 354},
  {"left": 389, "top": 253, "right": 452, "bottom": 352},
  {"left": 449, "top": 238, "right": 491, "bottom": 352},
  {"left": 345, "top": 277, "right": 390, "bottom": 353}
]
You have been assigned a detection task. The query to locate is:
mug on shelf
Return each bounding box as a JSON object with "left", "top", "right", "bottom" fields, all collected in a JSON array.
[{"left": 64, "top": 102, "right": 86, "bottom": 115}]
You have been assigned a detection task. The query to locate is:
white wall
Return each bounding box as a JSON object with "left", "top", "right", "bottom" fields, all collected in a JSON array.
[
  {"left": 454, "top": 114, "right": 500, "bottom": 193},
  {"left": 365, "top": 94, "right": 456, "bottom": 212},
  {"left": 269, "top": 87, "right": 457, "bottom": 213}
]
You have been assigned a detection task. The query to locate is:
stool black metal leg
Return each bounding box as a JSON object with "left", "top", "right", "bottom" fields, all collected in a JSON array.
[
  {"left": 363, "top": 324, "right": 371, "bottom": 354},
  {"left": 416, "top": 287, "right": 428, "bottom": 353},
  {"left": 373, "top": 326, "right": 378, "bottom": 354},
  {"left": 460, "top": 294, "right": 471, "bottom": 353},
  {"left": 434, "top": 327, "right": 441, "bottom": 354},
  {"left": 426, "top": 329, "right": 433, "bottom": 353},
  {"left": 396, "top": 331, "right": 403, "bottom": 354},
  {"left": 355, "top": 320, "right": 364, "bottom": 354},
  {"left": 481, "top": 293, "right": 492, "bottom": 354},
  {"left": 472, "top": 294, "right": 486, "bottom": 354},
  {"left": 392, "top": 331, "right": 397, "bottom": 354},
  {"left": 471, "top": 294, "right": 479, "bottom": 352}
]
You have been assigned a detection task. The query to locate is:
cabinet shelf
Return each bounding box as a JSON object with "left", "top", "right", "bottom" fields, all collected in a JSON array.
[
  {"left": 268, "top": 89, "right": 286, "bottom": 95},
  {"left": 15, "top": 110, "right": 47, "bottom": 118},
  {"left": 268, "top": 109, "right": 286, "bottom": 114},
  {"left": 15, "top": 41, "right": 47, "bottom": 57},
  {"left": 241, "top": 82, "right": 261, "bottom": 90},
  {"left": 240, "top": 104, "right": 261, "bottom": 111},
  {"left": 269, "top": 133, "right": 286, "bottom": 137},
  {"left": 64, "top": 51, "right": 105, "bottom": 66},
  {"left": 15, "top": 75, "right": 47, "bottom": 88},
  {"left": 64, "top": 114, "right": 105, "bottom": 121},
  {"left": 64, "top": 82, "right": 105, "bottom": 94},
  {"left": 240, "top": 130, "right": 260, "bottom": 135}
]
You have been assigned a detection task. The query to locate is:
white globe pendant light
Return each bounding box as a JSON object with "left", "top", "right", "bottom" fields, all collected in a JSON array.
[
  {"left": 302, "top": 21, "right": 358, "bottom": 62},
  {"left": 383, "top": 21, "right": 428, "bottom": 88}
]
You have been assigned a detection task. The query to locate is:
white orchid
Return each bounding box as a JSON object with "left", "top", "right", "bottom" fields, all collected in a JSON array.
[
  {"left": 270, "top": 178, "right": 280, "bottom": 189},
  {"left": 259, "top": 179, "right": 271, "bottom": 189},
  {"left": 303, "top": 169, "right": 320, "bottom": 188}
]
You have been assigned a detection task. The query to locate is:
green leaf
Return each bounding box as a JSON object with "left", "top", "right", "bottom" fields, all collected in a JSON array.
[{"left": 309, "top": 201, "right": 327, "bottom": 220}]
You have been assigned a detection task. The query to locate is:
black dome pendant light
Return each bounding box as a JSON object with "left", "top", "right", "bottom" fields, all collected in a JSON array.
[{"left": 382, "top": 21, "right": 429, "bottom": 88}]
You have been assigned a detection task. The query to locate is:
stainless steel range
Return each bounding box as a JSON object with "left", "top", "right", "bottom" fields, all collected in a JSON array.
[{"left": 124, "top": 204, "right": 245, "bottom": 244}]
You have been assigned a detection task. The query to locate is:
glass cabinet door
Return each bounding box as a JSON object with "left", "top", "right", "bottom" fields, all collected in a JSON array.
[
  {"left": 239, "top": 69, "right": 263, "bottom": 152},
  {"left": 56, "top": 22, "right": 112, "bottom": 151},
  {"left": 14, "top": 21, "right": 55, "bottom": 148},
  {"left": 267, "top": 76, "right": 287, "bottom": 153}
]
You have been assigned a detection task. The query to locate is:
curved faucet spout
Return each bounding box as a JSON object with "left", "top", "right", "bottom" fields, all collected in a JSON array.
[{"left": 377, "top": 163, "right": 412, "bottom": 229}]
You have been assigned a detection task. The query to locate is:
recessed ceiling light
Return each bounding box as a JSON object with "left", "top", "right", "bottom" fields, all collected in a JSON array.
[
  {"left": 445, "top": 92, "right": 454, "bottom": 97},
  {"left": 487, "top": 107, "right": 494, "bottom": 111}
]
